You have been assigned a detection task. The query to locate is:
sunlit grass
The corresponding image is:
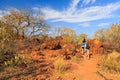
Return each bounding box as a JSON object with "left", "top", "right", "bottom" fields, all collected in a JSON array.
[
  {"left": 54, "top": 56, "right": 70, "bottom": 73},
  {"left": 100, "top": 50, "right": 120, "bottom": 73}
]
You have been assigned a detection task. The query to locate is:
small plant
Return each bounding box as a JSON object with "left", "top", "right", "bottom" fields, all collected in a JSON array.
[
  {"left": 4, "top": 60, "right": 13, "bottom": 66},
  {"left": 54, "top": 57, "right": 70, "bottom": 73},
  {"left": 4, "top": 56, "right": 25, "bottom": 67},
  {"left": 100, "top": 50, "right": 120, "bottom": 73},
  {"left": 14, "top": 56, "right": 23, "bottom": 65}
]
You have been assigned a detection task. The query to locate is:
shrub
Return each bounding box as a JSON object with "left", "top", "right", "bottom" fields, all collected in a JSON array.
[
  {"left": 94, "top": 24, "right": 120, "bottom": 51},
  {"left": 0, "top": 41, "right": 17, "bottom": 66},
  {"left": 100, "top": 50, "right": 120, "bottom": 73},
  {"left": 54, "top": 57, "right": 70, "bottom": 73},
  {"left": 4, "top": 56, "right": 26, "bottom": 67}
]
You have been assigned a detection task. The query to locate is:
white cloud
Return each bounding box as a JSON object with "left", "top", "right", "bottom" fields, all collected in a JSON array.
[
  {"left": 32, "top": 7, "right": 40, "bottom": 11},
  {"left": 83, "top": 0, "right": 96, "bottom": 5},
  {"left": 37, "top": 1, "right": 120, "bottom": 23},
  {"left": 40, "top": 7, "right": 62, "bottom": 19},
  {"left": 98, "top": 22, "right": 110, "bottom": 27},
  {"left": 83, "top": 0, "right": 91, "bottom": 5},
  {"left": 67, "top": 0, "right": 80, "bottom": 14},
  {"left": 78, "top": 22, "right": 90, "bottom": 27}
]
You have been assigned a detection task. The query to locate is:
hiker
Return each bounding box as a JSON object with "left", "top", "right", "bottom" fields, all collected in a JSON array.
[
  {"left": 85, "top": 42, "right": 90, "bottom": 59},
  {"left": 81, "top": 38, "right": 86, "bottom": 55}
]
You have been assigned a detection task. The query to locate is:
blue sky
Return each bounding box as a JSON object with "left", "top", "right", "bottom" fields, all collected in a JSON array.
[{"left": 0, "top": 0, "right": 120, "bottom": 37}]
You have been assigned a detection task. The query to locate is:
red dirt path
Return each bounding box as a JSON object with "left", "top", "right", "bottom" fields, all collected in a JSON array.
[
  {"left": 69, "top": 55, "right": 103, "bottom": 80},
  {"left": 50, "top": 54, "right": 120, "bottom": 80}
]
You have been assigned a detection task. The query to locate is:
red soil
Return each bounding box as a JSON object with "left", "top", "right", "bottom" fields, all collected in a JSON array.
[{"left": 50, "top": 54, "right": 120, "bottom": 80}]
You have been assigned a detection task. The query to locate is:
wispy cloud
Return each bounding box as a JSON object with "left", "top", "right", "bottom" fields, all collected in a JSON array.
[
  {"left": 34, "top": 0, "right": 120, "bottom": 23},
  {"left": 67, "top": 0, "right": 80, "bottom": 14},
  {"left": 98, "top": 22, "right": 110, "bottom": 27},
  {"left": 82, "top": 0, "right": 96, "bottom": 5},
  {"left": 78, "top": 22, "right": 91, "bottom": 27}
]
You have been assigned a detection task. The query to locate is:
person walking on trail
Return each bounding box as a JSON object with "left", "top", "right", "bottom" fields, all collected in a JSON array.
[
  {"left": 81, "top": 39, "right": 91, "bottom": 59},
  {"left": 86, "top": 42, "right": 90, "bottom": 60},
  {"left": 81, "top": 39, "right": 86, "bottom": 55}
]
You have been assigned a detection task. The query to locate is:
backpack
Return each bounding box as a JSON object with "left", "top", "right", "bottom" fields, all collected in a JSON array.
[{"left": 86, "top": 43, "right": 90, "bottom": 49}]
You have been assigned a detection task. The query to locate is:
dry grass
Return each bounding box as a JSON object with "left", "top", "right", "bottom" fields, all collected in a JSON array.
[
  {"left": 100, "top": 50, "right": 120, "bottom": 73},
  {"left": 54, "top": 57, "right": 70, "bottom": 73}
]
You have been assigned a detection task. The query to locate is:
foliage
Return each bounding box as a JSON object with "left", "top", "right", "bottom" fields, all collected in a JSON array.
[
  {"left": 54, "top": 57, "right": 70, "bottom": 73},
  {"left": 0, "top": 40, "right": 17, "bottom": 66},
  {"left": 100, "top": 50, "right": 120, "bottom": 73},
  {"left": 50, "top": 27, "right": 77, "bottom": 43},
  {"left": 0, "top": 8, "right": 49, "bottom": 39},
  {"left": 4, "top": 56, "right": 25, "bottom": 67},
  {"left": 0, "top": 8, "right": 49, "bottom": 66},
  {"left": 94, "top": 24, "right": 120, "bottom": 50},
  {"left": 94, "top": 28, "right": 106, "bottom": 42},
  {"left": 62, "top": 27, "right": 76, "bottom": 43}
]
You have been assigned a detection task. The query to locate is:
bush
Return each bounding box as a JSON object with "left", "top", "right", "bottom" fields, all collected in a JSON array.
[
  {"left": 4, "top": 56, "right": 26, "bottom": 67},
  {"left": 100, "top": 50, "right": 120, "bottom": 73},
  {"left": 54, "top": 57, "right": 70, "bottom": 73},
  {"left": 0, "top": 40, "right": 17, "bottom": 66},
  {"left": 94, "top": 24, "right": 120, "bottom": 51}
]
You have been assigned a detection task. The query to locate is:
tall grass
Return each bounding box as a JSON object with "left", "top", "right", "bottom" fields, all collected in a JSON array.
[
  {"left": 100, "top": 50, "right": 120, "bottom": 73},
  {"left": 54, "top": 57, "right": 70, "bottom": 73}
]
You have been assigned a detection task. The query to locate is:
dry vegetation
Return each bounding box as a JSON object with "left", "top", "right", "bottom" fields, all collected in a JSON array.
[
  {"left": 94, "top": 24, "right": 120, "bottom": 52},
  {"left": 100, "top": 50, "right": 120, "bottom": 73},
  {"left": 54, "top": 56, "right": 70, "bottom": 73}
]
